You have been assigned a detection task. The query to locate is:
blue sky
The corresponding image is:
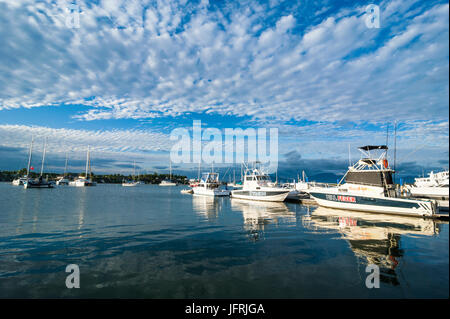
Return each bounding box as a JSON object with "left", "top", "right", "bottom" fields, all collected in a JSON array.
[{"left": 0, "top": 0, "right": 448, "bottom": 180}]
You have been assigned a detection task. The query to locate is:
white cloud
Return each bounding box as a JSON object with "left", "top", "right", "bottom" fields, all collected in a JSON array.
[{"left": 0, "top": 0, "right": 447, "bottom": 125}]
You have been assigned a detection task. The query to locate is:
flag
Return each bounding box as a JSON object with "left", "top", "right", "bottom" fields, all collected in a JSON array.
[{"left": 30, "top": 166, "right": 34, "bottom": 170}]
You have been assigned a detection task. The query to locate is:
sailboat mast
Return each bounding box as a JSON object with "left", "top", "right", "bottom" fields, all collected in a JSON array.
[
  {"left": 393, "top": 121, "right": 397, "bottom": 183},
  {"left": 64, "top": 152, "right": 68, "bottom": 176},
  {"left": 85, "top": 146, "right": 89, "bottom": 178},
  {"left": 40, "top": 138, "right": 47, "bottom": 177},
  {"left": 26, "top": 136, "right": 34, "bottom": 177}
]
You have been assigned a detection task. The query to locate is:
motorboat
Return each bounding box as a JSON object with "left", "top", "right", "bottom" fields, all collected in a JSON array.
[
  {"left": 231, "top": 163, "right": 290, "bottom": 202},
  {"left": 307, "top": 145, "right": 436, "bottom": 217},
  {"left": 406, "top": 170, "right": 449, "bottom": 200},
  {"left": 192, "top": 172, "right": 230, "bottom": 197}
]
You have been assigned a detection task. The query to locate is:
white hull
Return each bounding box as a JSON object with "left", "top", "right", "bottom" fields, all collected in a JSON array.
[
  {"left": 122, "top": 182, "right": 138, "bottom": 187},
  {"left": 231, "top": 190, "right": 289, "bottom": 202},
  {"left": 309, "top": 190, "right": 435, "bottom": 217},
  {"left": 56, "top": 179, "right": 69, "bottom": 186},
  {"left": 407, "top": 186, "right": 449, "bottom": 200},
  {"left": 69, "top": 180, "right": 96, "bottom": 187},
  {"left": 24, "top": 181, "right": 53, "bottom": 189},
  {"left": 193, "top": 187, "right": 230, "bottom": 197},
  {"left": 12, "top": 178, "right": 26, "bottom": 186},
  {"left": 159, "top": 182, "right": 177, "bottom": 186}
]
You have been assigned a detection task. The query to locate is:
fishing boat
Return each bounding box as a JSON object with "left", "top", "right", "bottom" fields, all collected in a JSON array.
[
  {"left": 56, "top": 153, "right": 69, "bottom": 185},
  {"left": 159, "top": 161, "right": 177, "bottom": 186},
  {"left": 406, "top": 170, "right": 449, "bottom": 200},
  {"left": 69, "top": 146, "right": 96, "bottom": 187},
  {"left": 192, "top": 172, "right": 230, "bottom": 197},
  {"left": 122, "top": 161, "right": 139, "bottom": 187},
  {"left": 307, "top": 145, "right": 436, "bottom": 217},
  {"left": 24, "top": 137, "right": 53, "bottom": 189},
  {"left": 231, "top": 163, "right": 290, "bottom": 202}
]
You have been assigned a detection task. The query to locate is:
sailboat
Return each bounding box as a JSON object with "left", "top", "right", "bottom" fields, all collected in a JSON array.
[
  {"left": 69, "top": 146, "right": 96, "bottom": 187},
  {"left": 159, "top": 161, "right": 177, "bottom": 186},
  {"left": 12, "top": 137, "right": 34, "bottom": 186},
  {"left": 56, "top": 152, "right": 69, "bottom": 185},
  {"left": 122, "top": 161, "right": 139, "bottom": 187},
  {"left": 24, "top": 137, "right": 53, "bottom": 189}
]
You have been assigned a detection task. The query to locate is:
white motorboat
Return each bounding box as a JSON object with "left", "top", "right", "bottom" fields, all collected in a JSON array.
[
  {"left": 69, "top": 146, "right": 96, "bottom": 187},
  {"left": 406, "top": 170, "right": 449, "bottom": 200},
  {"left": 192, "top": 172, "right": 230, "bottom": 197},
  {"left": 307, "top": 145, "right": 436, "bottom": 217},
  {"left": 231, "top": 163, "right": 290, "bottom": 202}
]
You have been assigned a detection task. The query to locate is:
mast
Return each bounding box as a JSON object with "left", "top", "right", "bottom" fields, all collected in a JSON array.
[
  {"left": 85, "top": 145, "right": 90, "bottom": 178},
  {"left": 26, "top": 136, "right": 34, "bottom": 178},
  {"left": 63, "top": 152, "right": 68, "bottom": 177},
  {"left": 393, "top": 121, "right": 397, "bottom": 183},
  {"left": 133, "top": 161, "right": 136, "bottom": 181},
  {"left": 198, "top": 161, "right": 201, "bottom": 181},
  {"left": 348, "top": 144, "right": 351, "bottom": 167},
  {"left": 40, "top": 137, "right": 47, "bottom": 177}
]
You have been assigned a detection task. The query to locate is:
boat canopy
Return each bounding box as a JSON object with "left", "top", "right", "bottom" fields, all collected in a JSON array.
[{"left": 358, "top": 145, "right": 388, "bottom": 151}]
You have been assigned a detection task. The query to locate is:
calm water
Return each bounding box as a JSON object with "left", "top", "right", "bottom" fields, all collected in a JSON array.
[{"left": 0, "top": 183, "right": 448, "bottom": 298}]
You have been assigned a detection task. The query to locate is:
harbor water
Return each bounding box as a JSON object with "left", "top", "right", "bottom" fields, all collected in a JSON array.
[{"left": 0, "top": 183, "right": 448, "bottom": 298}]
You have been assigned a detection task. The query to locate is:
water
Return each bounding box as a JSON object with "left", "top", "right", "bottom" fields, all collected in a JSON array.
[{"left": 0, "top": 183, "right": 448, "bottom": 298}]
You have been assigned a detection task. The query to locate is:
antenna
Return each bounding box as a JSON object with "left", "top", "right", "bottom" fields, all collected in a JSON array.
[
  {"left": 385, "top": 123, "right": 389, "bottom": 147},
  {"left": 393, "top": 121, "right": 397, "bottom": 183},
  {"left": 348, "top": 143, "right": 351, "bottom": 167}
]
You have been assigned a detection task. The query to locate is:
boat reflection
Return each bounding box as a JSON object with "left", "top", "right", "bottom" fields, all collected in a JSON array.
[
  {"left": 192, "top": 194, "right": 224, "bottom": 221},
  {"left": 231, "top": 199, "right": 295, "bottom": 241},
  {"left": 303, "top": 207, "right": 445, "bottom": 286}
]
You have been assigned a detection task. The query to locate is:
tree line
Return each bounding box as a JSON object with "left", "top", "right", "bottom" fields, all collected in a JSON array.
[{"left": 0, "top": 168, "right": 188, "bottom": 184}]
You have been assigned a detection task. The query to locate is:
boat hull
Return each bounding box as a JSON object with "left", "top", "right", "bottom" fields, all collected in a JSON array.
[
  {"left": 231, "top": 190, "right": 289, "bottom": 202},
  {"left": 193, "top": 188, "right": 230, "bottom": 197},
  {"left": 407, "top": 186, "right": 449, "bottom": 200},
  {"left": 309, "top": 191, "right": 435, "bottom": 217},
  {"left": 69, "top": 180, "right": 96, "bottom": 187},
  {"left": 24, "top": 181, "right": 53, "bottom": 189}
]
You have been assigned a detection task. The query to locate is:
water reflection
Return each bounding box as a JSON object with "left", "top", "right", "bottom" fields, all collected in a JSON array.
[
  {"left": 192, "top": 195, "right": 223, "bottom": 221},
  {"left": 303, "top": 207, "right": 445, "bottom": 286},
  {"left": 231, "top": 199, "right": 295, "bottom": 241}
]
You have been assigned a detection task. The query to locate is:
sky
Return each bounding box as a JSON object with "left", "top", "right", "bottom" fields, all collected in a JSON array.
[{"left": 0, "top": 0, "right": 448, "bottom": 181}]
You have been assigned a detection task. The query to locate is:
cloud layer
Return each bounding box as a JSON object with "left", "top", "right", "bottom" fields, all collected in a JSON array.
[{"left": 0, "top": 0, "right": 448, "bottom": 124}]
